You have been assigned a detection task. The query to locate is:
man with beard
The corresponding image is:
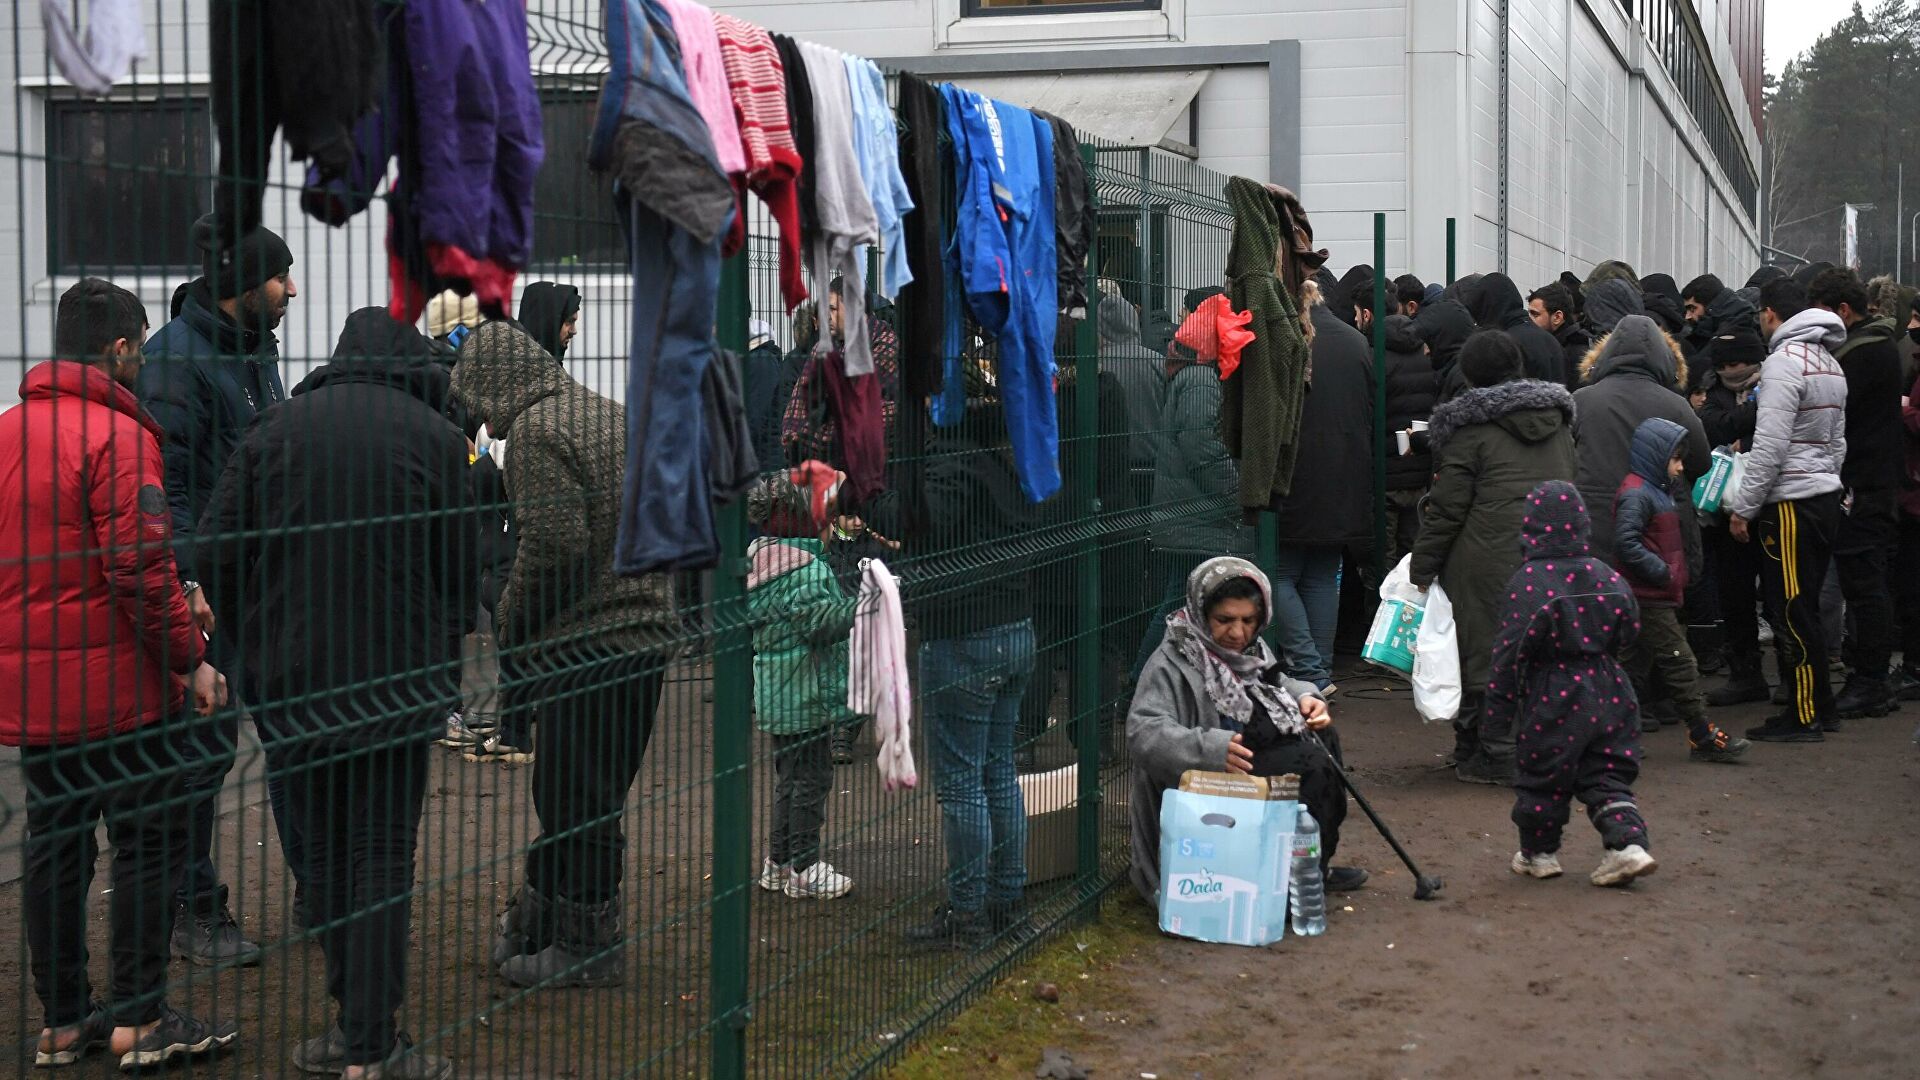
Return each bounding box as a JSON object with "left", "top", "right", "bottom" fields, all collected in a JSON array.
[{"left": 139, "top": 216, "right": 298, "bottom": 967}]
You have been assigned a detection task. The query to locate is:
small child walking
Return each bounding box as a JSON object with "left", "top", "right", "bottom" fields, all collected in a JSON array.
[
  {"left": 1612, "top": 417, "right": 1750, "bottom": 763},
  {"left": 746, "top": 463, "right": 863, "bottom": 900},
  {"left": 1487, "top": 480, "right": 1658, "bottom": 887}
]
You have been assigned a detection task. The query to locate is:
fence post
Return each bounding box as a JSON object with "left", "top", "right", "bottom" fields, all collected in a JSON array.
[
  {"left": 1446, "top": 217, "right": 1457, "bottom": 285},
  {"left": 710, "top": 250, "right": 753, "bottom": 1080},
  {"left": 1371, "top": 213, "right": 1388, "bottom": 585},
  {"left": 1074, "top": 140, "right": 1105, "bottom": 902}
]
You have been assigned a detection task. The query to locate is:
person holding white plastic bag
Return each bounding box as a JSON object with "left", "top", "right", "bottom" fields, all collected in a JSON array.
[{"left": 1410, "top": 331, "right": 1577, "bottom": 785}]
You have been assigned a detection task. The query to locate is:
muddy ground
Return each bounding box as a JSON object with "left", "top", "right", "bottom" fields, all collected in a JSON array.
[{"left": 913, "top": 668, "right": 1920, "bottom": 1080}]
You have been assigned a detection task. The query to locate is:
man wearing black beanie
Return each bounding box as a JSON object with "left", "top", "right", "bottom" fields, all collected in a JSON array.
[{"left": 138, "top": 213, "right": 300, "bottom": 968}]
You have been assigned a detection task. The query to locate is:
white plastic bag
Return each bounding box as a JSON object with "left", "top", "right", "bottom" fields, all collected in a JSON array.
[{"left": 1412, "top": 582, "right": 1461, "bottom": 722}]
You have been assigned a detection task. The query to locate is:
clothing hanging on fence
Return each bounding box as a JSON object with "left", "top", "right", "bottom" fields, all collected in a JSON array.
[
  {"left": 209, "top": 0, "right": 381, "bottom": 246},
  {"left": 844, "top": 55, "right": 915, "bottom": 300},
  {"left": 894, "top": 72, "right": 947, "bottom": 404},
  {"left": 601, "top": 0, "right": 733, "bottom": 575},
  {"left": 715, "top": 14, "right": 806, "bottom": 309},
  {"left": 940, "top": 84, "right": 1062, "bottom": 504},
  {"left": 796, "top": 41, "right": 880, "bottom": 377},
  {"left": 1038, "top": 111, "right": 1093, "bottom": 320},
  {"left": 375, "top": 0, "right": 544, "bottom": 321},
  {"left": 593, "top": 0, "right": 734, "bottom": 246},
  {"left": 849, "top": 559, "right": 916, "bottom": 791},
  {"left": 1219, "top": 176, "right": 1314, "bottom": 509},
  {"left": 772, "top": 34, "right": 821, "bottom": 251},
  {"left": 657, "top": 0, "right": 745, "bottom": 177},
  {"left": 42, "top": 0, "right": 146, "bottom": 96},
  {"left": 703, "top": 348, "right": 760, "bottom": 505}
]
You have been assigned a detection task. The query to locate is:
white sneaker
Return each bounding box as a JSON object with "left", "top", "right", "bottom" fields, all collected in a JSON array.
[
  {"left": 439, "top": 712, "right": 490, "bottom": 749},
  {"left": 1510, "top": 851, "right": 1563, "bottom": 879},
  {"left": 463, "top": 733, "right": 533, "bottom": 764},
  {"left": 783, "top": 861, "right": 852, "bottom": 899},
  {"left": 1590, "top": 844, "right": 1658, "bottom": 887},
  {"left": 758, "top": 858, "right": 789, "bottom": 893}
]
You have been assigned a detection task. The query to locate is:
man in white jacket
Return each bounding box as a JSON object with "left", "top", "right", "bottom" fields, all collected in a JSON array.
[{"left": 1727, "top": 278, "right": 1849, "bottom": 742}]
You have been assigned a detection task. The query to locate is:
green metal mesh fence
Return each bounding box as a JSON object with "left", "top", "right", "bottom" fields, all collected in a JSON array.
[{"left": 0, "top": 4, "right": 1250, "bottom": 1077}]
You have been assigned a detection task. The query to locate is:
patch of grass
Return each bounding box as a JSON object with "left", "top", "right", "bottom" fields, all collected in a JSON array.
[{"left": 888, "top": 892, "right": 1163, "bottom": 1078}]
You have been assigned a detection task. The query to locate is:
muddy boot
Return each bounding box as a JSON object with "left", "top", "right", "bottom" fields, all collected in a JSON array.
[
  {"left": 1706, "top": 655, "right": 1769, "bottom": 707},
  {"left": 1457, "top": 707, "right": 1515, "bottom": 786},
  {"left": 490, "top": 885, "right": 555, "bottom": 969},
  {"left": 497, "top": 894, "right": 624, "bottom": 989},
  {"left": 1833, "top": 674, "right": 1895, "bottom": 720},
  {"left": 1446, "top": 720, "right": 1479, "bottom": 765}
]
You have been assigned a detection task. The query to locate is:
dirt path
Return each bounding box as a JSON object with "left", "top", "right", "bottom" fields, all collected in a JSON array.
[{"left": 1004, "top": 677, "right": 1920, "bottom": 1080}]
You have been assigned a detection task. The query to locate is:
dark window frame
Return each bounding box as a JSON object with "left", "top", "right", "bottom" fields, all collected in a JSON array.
[
  {"left": 963, "top": 0, "right": 1160, "bottom": 17},
  {"left": 44, "top": 96, "right": 214, "bottom": 276},
  {"left": 529, "top": 87, "right": 623, "bottom": 270}
]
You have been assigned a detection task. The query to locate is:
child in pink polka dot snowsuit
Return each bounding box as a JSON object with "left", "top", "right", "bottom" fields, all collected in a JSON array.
[{"left": 1486, "top": 480, "right": 1659, "bottom": 887}]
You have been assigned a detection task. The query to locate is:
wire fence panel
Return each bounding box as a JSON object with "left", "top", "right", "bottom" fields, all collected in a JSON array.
[{"left": 0, "top": 3, "right": 1239, "bottom": 1077}]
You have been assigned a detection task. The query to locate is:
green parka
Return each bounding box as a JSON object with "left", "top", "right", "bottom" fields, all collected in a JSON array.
[
  {"left": 1409, "top": 379, "right": 1577, "bottom": 691},
  {"left": 748, "top": 537, "right": 858, "bottom": 735}
]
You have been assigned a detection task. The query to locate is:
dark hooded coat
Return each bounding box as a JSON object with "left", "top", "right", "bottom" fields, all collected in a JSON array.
[
  {"left": 1611, "top": 417, "right": 1690, "bottom": 607},
  {"left": 1464, "top": 273, "right": 1565, "bottom": 386},
  {"left": 1381, "top": 314, "right": 1437, "bottom": 489},
  {"left": 1410, "top": 379, "right": 1578, "bottom": 690},
  {"left": 1415, "top": 298, "right": 1476, "bottom": 400},
  {"left": 1571, "top": 315, "right": 1710, "bottom": 561},
  {"left": 1269, "top": 305, "right": 1375, "bottom": 546},
  {"left": 518, "top": 281, "right": 582, "bottom": 360}
]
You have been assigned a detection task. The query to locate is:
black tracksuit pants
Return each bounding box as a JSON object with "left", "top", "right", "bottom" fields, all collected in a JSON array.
[
  {"left": 1832, "top": 491, "right": 1898, "bottom": 681},
  {"left": 1758, "top": 494, "right": 1842, "bottom": 728},
  {"left": 23, "top": 720, "right": 190, "bottom": 1029}
]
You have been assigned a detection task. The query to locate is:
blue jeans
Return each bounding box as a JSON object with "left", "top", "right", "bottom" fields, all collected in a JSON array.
[
  {"left": 1271, "top": 545, "right": 1342, "bottom": 687},
  {"left": 921, "top": 620, "right": 1037, "bottom": 913}
]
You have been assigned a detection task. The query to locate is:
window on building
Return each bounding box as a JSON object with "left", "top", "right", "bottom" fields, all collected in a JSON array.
[
  {"left": 965, "top": 0, "right": 1159, "bottom": 15},
  {"left": 45, "top": 98, "right": 212, "bottom": 275},
  {"left": 532, "top": 90, "right": 622, "bottom": 268}
]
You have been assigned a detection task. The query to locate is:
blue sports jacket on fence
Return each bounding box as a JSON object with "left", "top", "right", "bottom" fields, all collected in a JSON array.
[{"left": 938, "top": 85, "right": 1061, "bottom": 503}]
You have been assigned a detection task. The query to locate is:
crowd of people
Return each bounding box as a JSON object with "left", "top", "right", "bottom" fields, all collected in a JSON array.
[{"left": 5, "top": 178, "right": 1917, "bottom": 1076}]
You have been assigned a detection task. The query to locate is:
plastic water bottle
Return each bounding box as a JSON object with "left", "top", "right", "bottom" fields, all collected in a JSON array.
[{"left": 1290, "top": 806, "right": 1327, "bottom": 937}]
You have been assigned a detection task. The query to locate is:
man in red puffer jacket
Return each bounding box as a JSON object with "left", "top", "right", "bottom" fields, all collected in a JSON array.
[{"left": 0, "top": 279, "right": 239, "bottom": 1069}]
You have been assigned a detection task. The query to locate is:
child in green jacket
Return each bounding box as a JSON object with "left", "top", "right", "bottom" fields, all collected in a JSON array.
[{"left": 747, "top": 463, "right": 861, "bottom": 899}]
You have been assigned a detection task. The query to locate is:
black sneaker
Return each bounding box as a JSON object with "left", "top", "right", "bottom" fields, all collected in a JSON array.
[
  {"left": 1326, "top": 866, "right": 1369, "bottom": 892},
  {"left": 1706, "top": 675, "right": 1770, "bottom": 707},
  {"left": 1687, "top": 727, "right": 1751, "bottom": 763},
  {"left": 902, "top": 905, "right": 989, "bottom": 951},
  {"left": 1833, "top": 679, "right": 1894, "bottom": 720},
  {"left": 1899, "top": 668, "right": 1920, "bottom": 702},
  {"left": 1454, "top": 752, "right": 1514, "bottom": 786},
  {"left": 1639, "top": 712, "right": 1661, "bottom": 733},
  {"left": 116, "top": 1005, "right": 239, "bottom": 1070},
  {"left": 291, "top": 1025, "right": 349, "bottom": 1074},
  {"left": 831, "top": 734, "right": 855, "bottom": 766},
  {"left": 1744, "top": 719, "right": 1824, "bottom": 743},
  {"left": 172, "top": 901, "right": 263, "bottom": 967},
  {"left": 35, "top": 1005, "right": 109, "bottom": 1067},
  {"left": 353, "top": 1033, "right": 453, "bottom": 1080}
]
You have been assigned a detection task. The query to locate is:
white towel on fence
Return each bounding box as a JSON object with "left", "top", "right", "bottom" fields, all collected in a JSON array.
[{"left": 848, "top": 558, "right": 915, "bottom": 790}]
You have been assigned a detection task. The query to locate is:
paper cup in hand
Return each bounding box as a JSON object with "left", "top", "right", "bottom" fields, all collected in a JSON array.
[{"left": 1396, "top": 430, "right": 1411, "bottom": 456}]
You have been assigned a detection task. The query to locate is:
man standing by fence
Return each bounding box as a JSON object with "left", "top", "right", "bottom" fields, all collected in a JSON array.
[
  {"left": 197, "top": 307, "right": 474, "bottom": 1080},
  {"left": 139, "top": 217, "right": 301, "bottom": 964},
  {"left": 2, "top": 279, "right": 238, "bottom": 1069}
]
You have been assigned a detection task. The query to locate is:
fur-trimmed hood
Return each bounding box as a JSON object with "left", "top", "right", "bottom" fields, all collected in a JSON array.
[
  {"left": 1427, "top": 378, "right": 1575, "bottom": 455},
  {"left": 1578, "top": 314, "right": 1689, "bottom": 391}
]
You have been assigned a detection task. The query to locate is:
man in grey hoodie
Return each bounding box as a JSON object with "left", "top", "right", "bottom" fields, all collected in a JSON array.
[{"left": 1727, "top": 278, "right": 1849, "bottom": 743}]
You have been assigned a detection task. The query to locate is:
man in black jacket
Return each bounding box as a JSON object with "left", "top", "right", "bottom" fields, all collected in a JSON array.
[
  {"left": 1808, "top": 268, "right": 1905, "bottom": 718},
  {"left": 1697, "top": 328, "right": 1775, "bottom": 707},
  {"left": 139, "top": 216, "right": 297, "bottom": 967},
  {"left": 1528, "top": 283, "right": 1590, "bottom": 389},
  {"left": 1381, "top": 314, "right": 1438, "bottom": 567},
  {"left": 1464, "top": 272, "right": 1564, "bottom": 386},
  {"left": 1682, "top": 273, "right": 1759, "bottom": 355},
  {"left": 1267, "top": 299, "right": 1377, "bottom": 691},
  {"left": 197, "top": 310, "right": 475, "bottom": 1080}
]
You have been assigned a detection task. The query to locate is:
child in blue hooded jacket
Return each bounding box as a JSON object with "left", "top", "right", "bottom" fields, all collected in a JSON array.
[
  {"left": 1487, "top": 481, "right": 1658, "bottom": 887},
  {"left": 1612, "top": 417, "right": 1750, "bottom": 764}
]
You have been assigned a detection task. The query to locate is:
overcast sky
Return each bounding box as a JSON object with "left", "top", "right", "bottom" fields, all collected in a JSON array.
[{"left": 1766, "top": 0, "right": 1864, "bottom": 74}]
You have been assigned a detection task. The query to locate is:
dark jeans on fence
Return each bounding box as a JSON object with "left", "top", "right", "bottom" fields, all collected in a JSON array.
[
  {"left": 23, "top": 718, "right": 191, "bottom": 1028},
  {"left": 272, "top": 738, "right": 430, "bottom": 1066},
  {"left": 922, "top": 619, "right": 1036, "bottom": 915},
  {"left": 768, "top": 729, "right": 835, "bottom": 872},
  {"left": 526, "top": 653, "right": 665, "bottom": 905}
]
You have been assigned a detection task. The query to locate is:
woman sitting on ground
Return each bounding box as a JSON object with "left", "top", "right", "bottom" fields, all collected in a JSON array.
[{"left": 1126, "top": 557, "right": 1367, "bottom": 904}]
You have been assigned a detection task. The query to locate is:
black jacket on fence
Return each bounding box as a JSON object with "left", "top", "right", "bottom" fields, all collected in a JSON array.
[
  {"left": 1381, "top": 314, "right": 1438, "bottom": 490},
  {"left": 1269, "top": 305, "right": 1375, "bottom": 547},
  {"left": 197, "top": 336, "right": 478, "bottom": 748}
]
